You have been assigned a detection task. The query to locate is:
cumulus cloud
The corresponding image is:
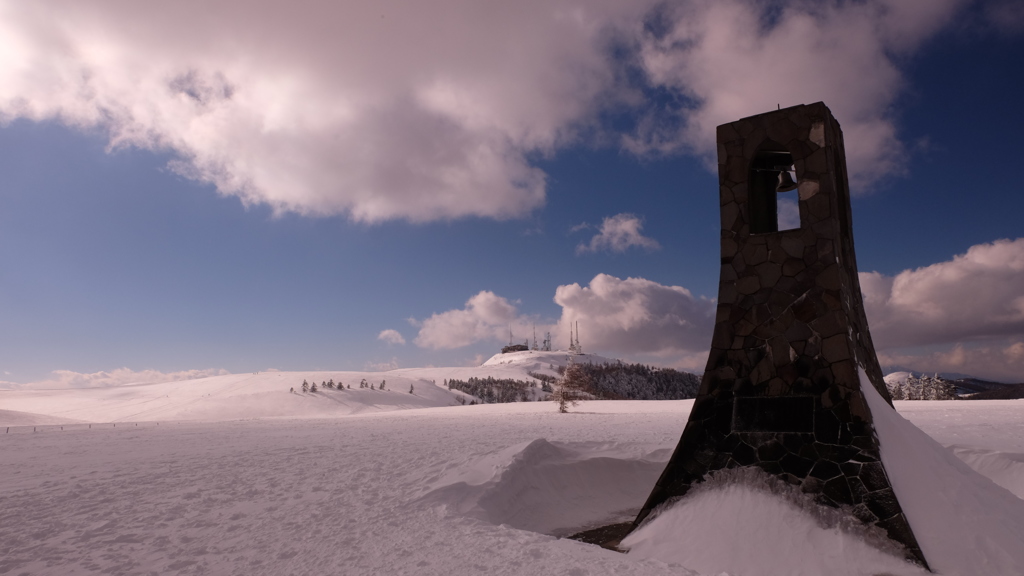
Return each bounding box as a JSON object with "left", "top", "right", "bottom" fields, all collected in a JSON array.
[
  {"left": 861, "top": 238, "right": 1024, "bottom": 348},
  {"left": 576, "top": 213, "right": 660, "bottom": 254},
  {"left": 413, "top": 291, "right": 528, "bottom": 350},
  {"left": 878, "top": 342, "right": 1024, "bottom": 384},
  {"left": 628, "top": 0, "right": 969, "bottom": 189},
  {"left": 860, "top": 238, "right": 1024, "bottom": 382},
  {"left": 412, "top": 274, "right": 715, "bottom": 365},
  {"left": 0, "top": 1, "right": 979, "bottom": 221},
  {"left": 984, "top": 0, "right": 1024, "bottom": 34},
  {"left": 553, "top": 273, "right": 714, "bottom": 356},
  {"left": 377, "top": 329, "right": 407, "bottom": 346},
  {"left": 364, "top": 358, "right": 400, "bottom": 372},
  {"left": 0, "top": 0, "right": 651, "bottom": 222},
  {"left": 0, "top": 367, "right": 229, "bottom": 390}
]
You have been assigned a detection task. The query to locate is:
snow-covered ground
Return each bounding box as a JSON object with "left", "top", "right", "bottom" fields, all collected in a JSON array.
[
  {"left": 2, "top": 357, "right": 1023, "bottom": 575},
  {"left": 0, "top": 350, "right": 612, "bottom": 425}
]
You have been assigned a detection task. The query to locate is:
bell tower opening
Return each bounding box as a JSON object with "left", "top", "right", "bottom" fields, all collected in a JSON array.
[{"left": 748, "top": 145, "right": 798, "bottom": 234}]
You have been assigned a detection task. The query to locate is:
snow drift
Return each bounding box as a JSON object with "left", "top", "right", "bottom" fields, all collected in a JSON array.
[
  {"left": 419, "top": 439, "right": 670, "bottom": 536},
  {"left": 617, "top": 370, "right": 1024, "bottom": 576}
]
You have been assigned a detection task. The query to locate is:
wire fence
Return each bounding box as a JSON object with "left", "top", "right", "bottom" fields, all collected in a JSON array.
[{"left": 3, "top": 421, "right": 164, "bottom": 435}]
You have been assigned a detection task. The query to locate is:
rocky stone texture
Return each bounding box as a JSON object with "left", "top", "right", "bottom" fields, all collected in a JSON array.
[{"left": 631, "top": 103, "right": 927, "bottom": 567}]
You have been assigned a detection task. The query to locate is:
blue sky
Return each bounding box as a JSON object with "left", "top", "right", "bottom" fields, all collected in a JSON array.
[{"left": 2, "top": 0, "right": 1024, "bottom": 385}]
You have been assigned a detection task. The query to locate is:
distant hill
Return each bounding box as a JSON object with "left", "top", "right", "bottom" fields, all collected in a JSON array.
[
  {"left": 960, "top": 383, "right": 1024, "bottom": 400},
  {"left": 0, "top": 350, "right": 633, "bottom": 426},
  {"left": 883, "top": 371, "right": 1023, "bottom": 399}
]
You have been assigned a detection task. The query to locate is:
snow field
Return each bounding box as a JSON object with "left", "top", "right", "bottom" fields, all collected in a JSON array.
[
  {"left": 3, "top": 354, "right": 1024, "bottom": 576},
  {"left": 3, "top": 399, "right": 1024, "bottom": 575},
  {"left": 1, "top": 403, "right": 695, "bottom": 576}
]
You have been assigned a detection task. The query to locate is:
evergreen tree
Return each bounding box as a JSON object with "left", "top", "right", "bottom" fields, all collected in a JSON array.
[
  {"left": 553, "top": 361, "right": 588, "bottom": 413},
  {"left": 302, "top": 380, "right": 309, "bottom": 393},
  {"left": 311, "top": 382, "right": 318, "bottom": 393}
]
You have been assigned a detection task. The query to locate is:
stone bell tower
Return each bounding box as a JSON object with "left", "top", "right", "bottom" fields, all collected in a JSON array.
[{"left": 630, "top": 103, "right": 927, "bottom": 566}]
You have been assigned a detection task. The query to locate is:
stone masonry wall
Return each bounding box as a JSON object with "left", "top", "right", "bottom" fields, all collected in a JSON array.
[{"left": 630, "top": 103, "right": 926, "bottom": 567}]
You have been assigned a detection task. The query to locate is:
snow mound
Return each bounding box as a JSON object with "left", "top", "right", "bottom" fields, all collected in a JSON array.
[
  {"left": 622, "top": 468, "right": 926, "bottom": 576},
  {"left": 418, "top": 438, "right": 669, "bottom": 536},
  {"left": 862, "top": 369, "right": 1024, "bottom": 575},
  {"left": 947, "top": 445, "right": 1024, "bottom": 500}
]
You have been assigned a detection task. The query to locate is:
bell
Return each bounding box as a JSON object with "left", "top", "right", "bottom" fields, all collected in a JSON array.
[{"left": 776, "top": 170, "right": 798, "bottom": 192}]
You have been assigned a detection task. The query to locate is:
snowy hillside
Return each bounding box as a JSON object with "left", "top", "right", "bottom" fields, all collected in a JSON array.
[
  {"left": 480, "top": 349, "right": 619, "bottom": 371},
  {"left": 0, "top": 350, "right": 614, "bottom": 425}
]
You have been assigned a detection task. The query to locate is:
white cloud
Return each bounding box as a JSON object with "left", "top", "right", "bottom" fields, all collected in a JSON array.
[
  {"left": 985, "top": 0, "right": 1024, "bottom": 34},
  {"left": 377, "top": 329, "right": 407, "bottom": 346},
  {"left": 413, "top": 291, "right": 529, "bottom": 350},
  {"left": 862, "top": 238, "right": 1024, "bottom": 348},
  {"left": 576, "top": 213, "right": 661, "bottom": 254},
  {"left": 628, "top": 0, "right": 969, "bottom": 189},
  {"left": 0, "top": 367, "right": 229, "bottom": 390},
  {"left": 554, "top": 273, "right": 714, "bottom": 356},
  {"left": 862, "top": 238, "right": 1024, "bottom": 382},
  {"left": 0, "top": 0, "right": 651, "bottom": 223},
  {"left": 0, "top": 1, "right": 977, "bottom": 222},
  {"left": 412, "top": 274, "right": 714, "bottom": 362},
  {"left": 364, "top": 358, "right": 400, "bottom": 372},
  {"left": 878, "top": 342, "right": 1024, "bottom": 383}
]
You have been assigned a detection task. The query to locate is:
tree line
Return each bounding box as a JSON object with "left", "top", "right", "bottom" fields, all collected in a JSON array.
[
  {"left": 445, "top": 362, "right": 702, "bottom": 405},
  {"left": 570, "top": 362, "right": 701, "bottom": 400},
  {"left": 291, "top": 378, "right": 416, "bottom": 394},
  {"left": 885, "top": 375, "right": 957, "bottom": 400},
  {"left": 445, "top": 377, "right": 538, "bottom": 404}
]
